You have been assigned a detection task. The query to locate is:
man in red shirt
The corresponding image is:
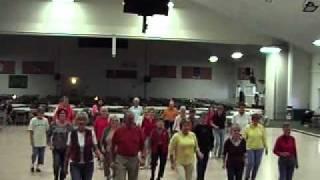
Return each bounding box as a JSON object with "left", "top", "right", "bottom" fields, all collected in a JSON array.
[
  {"left": 273, "top": 122, "right": 299, "bottom": 180},
  {"left": 112, "top": 111, "right": 145, "bottom": 180}
]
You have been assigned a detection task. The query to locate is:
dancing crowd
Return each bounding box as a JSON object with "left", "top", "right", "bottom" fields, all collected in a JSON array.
[{"left": 27, "top": 96, "right": 299, "bottom": 180}]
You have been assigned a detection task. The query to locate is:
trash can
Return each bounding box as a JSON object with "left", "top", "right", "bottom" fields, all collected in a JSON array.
[{"left": 286, "top": 106, "right": 293, "bottom": 121}]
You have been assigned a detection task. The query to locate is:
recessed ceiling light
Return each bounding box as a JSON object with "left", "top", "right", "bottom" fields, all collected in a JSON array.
[
  {"left": 260, "top": 46, "right": 282, "bottom": 54},
  {"left": 231, "top": 52, "right": 243, "bottom": 59},
  {"left": 208, "top": 56, "right": 219, "bottom": 63},
  {"left": 313, "top": 39, "right": 320, "bottom": 46},
  {"left": 168, "top": 1, "right": 174, "bottom": 8}
]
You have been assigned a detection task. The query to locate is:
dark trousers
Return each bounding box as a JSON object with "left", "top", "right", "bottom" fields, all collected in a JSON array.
[
  {"left": 31, "top": 147, "right": 45, "bottom": 165},
  {"left": 278, "top": 157, "right": 295, "bottom": 180},
  {"left": 196, "top": 151, "right": 209, "bottom": 180},
  {"left": 53, "top": 149, "right": 66, "bottom": 180},
  {"left": 151, "top": 150, "right": 167, "bottom": 180},
  {"left": 70, "top": 162, "right": 94, "bottom": 180},
  {"left": 164, "top": 121, "right": 174, "bottom": 135},
  {"left": 227, "top": 166, "right": 244, "bottom": 180}
]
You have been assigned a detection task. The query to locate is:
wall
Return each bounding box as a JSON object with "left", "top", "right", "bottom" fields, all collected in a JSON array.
[
  {"left": 310, "top": 54, "right": 320, "bottom": 110},
  {"left": 0, "top": 36, "right": 266, "bottom": 102},
  {"left": 0, "top": 36, "right": 57, "bottom": 96}
]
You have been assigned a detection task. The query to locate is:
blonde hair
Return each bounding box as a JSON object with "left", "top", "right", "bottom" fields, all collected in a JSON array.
[{"left": 110, "top": 115, "right": 120, "bottom": 123}]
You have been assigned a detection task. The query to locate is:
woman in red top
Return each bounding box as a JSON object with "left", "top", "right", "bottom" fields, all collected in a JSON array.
[
  {"left": 141, "top": 108, "right": 157, "bottom": 168},
  {"left": 54, "top": 96, "right": 75, "bottom": 124},
  {"left": 273, "top": 122, "right": 298, "bottom": 180},
  {"left": 94, "top": 106, "right": 110, "bottom": 168},
  {"left": 150, "top": 120, "right": 169, "bottom": 180}
]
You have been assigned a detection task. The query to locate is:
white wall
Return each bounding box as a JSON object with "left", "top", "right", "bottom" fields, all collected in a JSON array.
[
  {"left": 288, "top": 45, "right": 311, "bottom": 109},
  {"left": 0, "top": 0, "right": 274, "bottom": 45},
  {"left": 0, "top": 36, "right": 266, "bottom": 102},
  {"left": 310, "top": 54, "right": 320, "bottom": 110}
]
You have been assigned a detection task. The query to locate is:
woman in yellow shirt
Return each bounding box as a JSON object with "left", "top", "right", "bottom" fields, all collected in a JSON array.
[
  {"left": 169, "top": 120, "right": 203, "bottom": 180},
  {"left": 243, "top": 114, "right": 268, "bottom": 180}
]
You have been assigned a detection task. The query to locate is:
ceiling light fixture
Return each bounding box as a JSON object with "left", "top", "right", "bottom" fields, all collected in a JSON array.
[
  {"left": 52, "top": 0, "right": 74, "bottom": 3},
  {"left": 208, "top": 56, "right": 219, "bottom": 63},
  {"left": 70, "top": 77, "right": 79, "bottom": 85},
  {"left": 260, "top": 46, "right": 282, "bottom": 54},
  {"left": 231, "top": 52, "right": 243, "bottom": 59},
  {"left": 12, "top": 94, "right": 17, "bottom": 100},
  {"left": 168, "top": 1, "right": 174, "bottom": 8},
  {"left": 313, "top": 39, "right": 320, "bottom": 46}
]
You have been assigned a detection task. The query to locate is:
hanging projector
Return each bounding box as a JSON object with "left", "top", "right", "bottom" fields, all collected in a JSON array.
[
  {"left": 303, "top": 0, "right": 320, "bottom": 12},
  {"left": 123, "top": 0, "right": 170, "bottom": 33}
]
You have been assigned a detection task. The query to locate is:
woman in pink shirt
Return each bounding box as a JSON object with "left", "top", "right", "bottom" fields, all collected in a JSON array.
[
  {"left": 94, "top": 106, "right": 110, "bottom": 168},
  {"left": 54, "top": 96, "right": 74, "bottom": 124}
]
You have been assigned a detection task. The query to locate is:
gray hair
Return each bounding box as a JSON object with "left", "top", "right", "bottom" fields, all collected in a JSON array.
[
  {"left": 133, "top": 97, "right": 140, "bottom": 103},
  {"left": 231, "top": 123, "right": 241, "bottom": 131},
  {"left": 75, "top": 111, "right": 89, "bottom": 123},
  {"left": 180, "top": 106, "right": 186, "bottom": 111}
]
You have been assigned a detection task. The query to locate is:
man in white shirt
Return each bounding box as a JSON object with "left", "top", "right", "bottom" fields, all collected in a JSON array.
[
  {"left": 232, "top": 105, "right": 251, "bottom": 133},
  {"left": 129, "top": 97, "right": 144, "bottom": 126},
  {"left": 28, "top": 108, "right": 49, "bottom": 173}
]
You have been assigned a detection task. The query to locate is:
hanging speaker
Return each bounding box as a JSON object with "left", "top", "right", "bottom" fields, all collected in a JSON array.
[
  {"left": 54, "top": 73, "right": 61, "bottom": 81},
  {"left": 144, "top": 75, "right": 151, "bottom": 83}
]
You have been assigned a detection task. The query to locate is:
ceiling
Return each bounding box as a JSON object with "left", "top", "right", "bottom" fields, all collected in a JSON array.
[{"left": 188, "top": 0, "right": 320, "bottom": 53}]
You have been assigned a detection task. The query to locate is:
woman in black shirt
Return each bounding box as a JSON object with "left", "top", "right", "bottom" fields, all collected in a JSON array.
[
  {"left": 223, "top": 124, "right": 246, "bottom": 180},
  {"left": 194, "top": 114, "right": 214, "bottom": 180}
]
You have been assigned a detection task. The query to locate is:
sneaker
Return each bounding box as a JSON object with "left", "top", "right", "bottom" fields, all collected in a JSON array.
[
  {"left": 30, "top": 167, "right": 34, "bottom": 173},
  {"left": 36, "top": 168, "right": 41, "bottom": 172}
]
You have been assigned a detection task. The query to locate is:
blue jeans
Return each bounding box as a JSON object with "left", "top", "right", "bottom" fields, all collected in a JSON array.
[
  {"left": 53, "top": 149, "right": 66, "bottom": 180},
  {"left": 213, "top": 129, "right": 225, "bottom": 157},
  {"left": 278, "top": 157, "right": 295, "bottom": 180},
  {"left": 32, "top": 147, "right": 45, "bottom": 165},
  {"left": 70, "top": 162, "right": 94, "bottom": 180},
  {"left": 245, "top": 149, "right": 264, "bottom": 179}
]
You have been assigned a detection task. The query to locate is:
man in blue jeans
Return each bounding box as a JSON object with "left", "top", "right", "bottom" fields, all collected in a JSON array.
[{"left": 28, "top": 108, "right": 49, "bottom": 173}]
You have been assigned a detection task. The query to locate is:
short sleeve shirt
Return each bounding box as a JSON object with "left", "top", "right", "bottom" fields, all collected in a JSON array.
[{"left": 28, "top": 117, "right": 49, "bottom": 147}]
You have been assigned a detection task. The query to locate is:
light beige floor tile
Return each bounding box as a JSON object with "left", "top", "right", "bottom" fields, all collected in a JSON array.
[{"left": 0, "top": 127, "right": 318, "bottom": 180}]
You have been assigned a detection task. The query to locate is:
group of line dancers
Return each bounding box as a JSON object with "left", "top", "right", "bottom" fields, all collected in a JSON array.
[{"left": 27, "top": 96, "right": 299, "bottom": 180}]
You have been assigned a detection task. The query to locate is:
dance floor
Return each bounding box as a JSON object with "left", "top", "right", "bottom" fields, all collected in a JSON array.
[{"left": 0, "top": 126, "right": 319, "bottom": 180}]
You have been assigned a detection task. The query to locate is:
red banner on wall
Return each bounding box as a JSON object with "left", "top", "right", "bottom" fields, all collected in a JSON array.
[
  {"left": 22, "top": 61, "right": 54, "bottom": 74},
  {"left": 181, "top": 66, "right": 212, "bottom": 80},
  {"left": 0, "top": 61, "right": 15, "bottom": 74},
  {"left": 150, "top": 65, "right": 176, "bottom": 78}
]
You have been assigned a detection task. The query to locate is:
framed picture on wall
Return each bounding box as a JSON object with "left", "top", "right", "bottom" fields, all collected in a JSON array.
[{"left": 9, "top": 75, "right": 28, "bottom": 88}]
